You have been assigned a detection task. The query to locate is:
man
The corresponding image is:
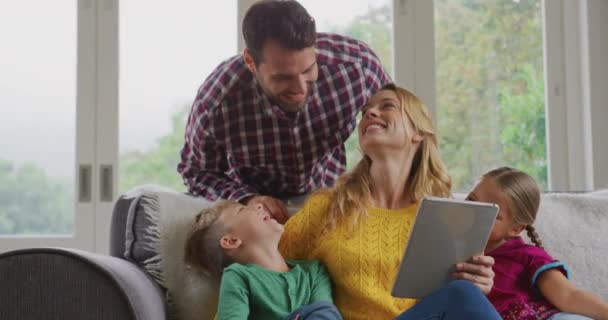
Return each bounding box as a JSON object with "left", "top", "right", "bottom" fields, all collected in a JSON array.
[{"left": 178, "top": 0, "right": 390, "bottom": 222}]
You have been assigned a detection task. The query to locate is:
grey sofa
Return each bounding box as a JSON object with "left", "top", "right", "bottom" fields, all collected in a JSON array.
[
  {"left": 0, "top": 196, "right": 166, "bottom": 320},
  {"left": 1, "top": 189, "right": 606, "bottom": 320}
]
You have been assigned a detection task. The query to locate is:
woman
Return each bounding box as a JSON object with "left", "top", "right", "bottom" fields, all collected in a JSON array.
[{"left": 279, "top": 84, "right": 500, "bottom": 319}]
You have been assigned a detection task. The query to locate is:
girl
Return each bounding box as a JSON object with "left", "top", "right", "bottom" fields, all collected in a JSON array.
[{"left": 467, "top": 167, "right": 608, "bottom": 320}]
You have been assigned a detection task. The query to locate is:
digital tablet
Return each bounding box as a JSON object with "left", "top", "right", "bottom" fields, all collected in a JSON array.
[{"left": 391, "top": 196, "right": 498, "bottom": 299}]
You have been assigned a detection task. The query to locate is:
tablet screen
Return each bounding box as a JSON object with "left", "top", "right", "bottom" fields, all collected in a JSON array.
[{"left": 391, "top": 197, "right": 498, "bottom": 298}]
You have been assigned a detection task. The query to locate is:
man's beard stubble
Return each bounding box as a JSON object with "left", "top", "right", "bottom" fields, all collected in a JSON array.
[{"left": 257, "top": 77, "right": 313, "bottom": 113}]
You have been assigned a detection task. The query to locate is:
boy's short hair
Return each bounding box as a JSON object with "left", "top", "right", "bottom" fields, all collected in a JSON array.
[{"left": 183, "top": 200, "right": 235, "bottom": 277}]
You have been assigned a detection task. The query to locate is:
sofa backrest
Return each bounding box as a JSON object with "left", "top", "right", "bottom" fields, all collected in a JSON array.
[
  {"left": 110, "top": 187, "right": 608, "bottom": 320},
  {"left": 529, "top": 191, "right": 608, "bottom": 299}
]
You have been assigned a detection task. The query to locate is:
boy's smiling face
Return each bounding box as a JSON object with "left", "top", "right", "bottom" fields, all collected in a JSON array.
[{"left": 219, "top": 202, "right": 284, "bottom": 245}]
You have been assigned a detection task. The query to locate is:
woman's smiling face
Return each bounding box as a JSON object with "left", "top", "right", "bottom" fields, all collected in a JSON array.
[{"left": 358, "top": 89, "right": 418, "bottom": 155}]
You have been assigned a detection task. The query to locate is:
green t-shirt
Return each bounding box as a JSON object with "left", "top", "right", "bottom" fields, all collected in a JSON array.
[{"left": 216, "top": 259, "right": 333, "bottom": 320}]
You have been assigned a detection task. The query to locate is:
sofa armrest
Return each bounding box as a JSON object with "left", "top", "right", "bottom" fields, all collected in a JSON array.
[{"left": 0, "top": 247, "right": 166, "bottom": 320}]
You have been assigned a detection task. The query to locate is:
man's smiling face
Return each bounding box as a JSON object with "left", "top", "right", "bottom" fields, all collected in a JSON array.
[{"left": 245, "top": 39, "right": 318, "bottom": 113}]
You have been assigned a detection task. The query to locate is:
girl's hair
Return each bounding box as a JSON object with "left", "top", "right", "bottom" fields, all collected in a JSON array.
[
  {"left": 483, "top": 167, "right": 543, "bottom": 247},
  {"left": 323, "top": 83, "right": 452, "bottom": 232},
  {"left": 183, "top": 200, "right": 235, "bottom": 277}
]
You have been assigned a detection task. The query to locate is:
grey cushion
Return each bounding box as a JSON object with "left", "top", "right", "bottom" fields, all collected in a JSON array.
[
  {"left": 110, "top": 196, "right": 133, "bottom": 258},
  {"left": 112, "top": 193, "right": 162, "bottom": 284},
  {"left": 124, "top": 193, "right": 162, "bottom": 269}
]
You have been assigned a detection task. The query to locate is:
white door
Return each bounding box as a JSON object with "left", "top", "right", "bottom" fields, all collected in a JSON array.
[{"left": 0, "top": 1, "right": 95, "bottom": 252}]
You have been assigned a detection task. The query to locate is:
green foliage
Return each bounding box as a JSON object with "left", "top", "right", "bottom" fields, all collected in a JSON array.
[
  {"left": 499, "top": 64, "right": 547, "bottom": 185},
  {"left": 1, "top": 1, "right": 549, "bottom": 234},
  {"left": 435, "top": 0, "right": 547, "bottom": 190},
  {"left": 340, "top": 0, "right": 547, "bottom": 188},
  {"left": 328, "top": 4, "right": 393, "bottom": 78},
  {"left": 345, "top": 115, "right": 363, "bottom": 170},
  {"left": 119, "top": 106, "right": 189, "bottom": 193},
  {"left": 0, "top": 159, "right": 72, "bottom": 235}
]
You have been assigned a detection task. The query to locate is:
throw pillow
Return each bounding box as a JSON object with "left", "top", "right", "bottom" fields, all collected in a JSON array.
[{"left": 124, "top": 185, "right": 220, "bottom": 320}]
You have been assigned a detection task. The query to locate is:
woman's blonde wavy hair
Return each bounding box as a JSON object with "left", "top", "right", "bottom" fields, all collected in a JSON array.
[{"left": 322, "top": 84, "right": 452, "bottom": 233}]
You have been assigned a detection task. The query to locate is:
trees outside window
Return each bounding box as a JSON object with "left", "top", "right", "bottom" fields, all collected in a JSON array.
[{"left": 0, "top": 0, "right": 547, "bottom": 234}]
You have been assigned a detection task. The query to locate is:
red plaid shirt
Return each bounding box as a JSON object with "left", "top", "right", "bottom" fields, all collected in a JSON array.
[{"left": 178, "top": 33, "right": 390, "bottom": 201}]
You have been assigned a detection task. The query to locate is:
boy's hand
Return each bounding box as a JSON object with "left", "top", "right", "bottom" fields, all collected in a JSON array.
[
  {"left": 244, "top": 195, "right": 289, "bottom": 224},
  {"left": 453, "top": 255, "right": 495, "bottom": 295}
]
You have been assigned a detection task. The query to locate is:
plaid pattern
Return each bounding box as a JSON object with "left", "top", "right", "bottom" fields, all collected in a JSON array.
[{"left": 178, "top": 33, "right": 390, "bottom": 201}]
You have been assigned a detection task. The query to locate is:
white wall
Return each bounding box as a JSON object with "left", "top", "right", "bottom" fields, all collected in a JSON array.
[
  {"left": 587, "top": 0, "right": 608, "bottom": 189},
  {"left": 545, "top": 0, "right": 608, "bottom": 191}
]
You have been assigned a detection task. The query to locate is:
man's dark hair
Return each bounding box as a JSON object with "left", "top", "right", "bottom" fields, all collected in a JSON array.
[{"left": 242, "top": 0, "right": 316, "bottom": 65}]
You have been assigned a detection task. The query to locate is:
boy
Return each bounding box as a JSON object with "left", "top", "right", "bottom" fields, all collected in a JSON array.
[{"left": 184, "top": 200, "right": 341, "bottom": 320}]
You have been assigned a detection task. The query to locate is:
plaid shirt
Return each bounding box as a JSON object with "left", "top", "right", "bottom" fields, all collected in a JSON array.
[{"left": 178, "top": 33, "right": 390, "bottom": 201}]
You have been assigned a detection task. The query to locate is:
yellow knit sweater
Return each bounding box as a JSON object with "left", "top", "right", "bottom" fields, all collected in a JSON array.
[{"left": 279, "top": 192, "right": 420, "bottom": 320}]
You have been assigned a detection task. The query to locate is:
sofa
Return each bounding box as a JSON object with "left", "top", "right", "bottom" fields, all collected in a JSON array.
[
  {"left": 0, "top": 195, "right": 167, "bottom": 320},
  {"left": 1, "top": 186, "right": 606, "bottom": 320}
]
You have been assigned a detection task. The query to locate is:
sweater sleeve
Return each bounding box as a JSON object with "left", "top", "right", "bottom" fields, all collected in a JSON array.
[{"left": 279, "top": 193, "right": 331, "bottom": 260}]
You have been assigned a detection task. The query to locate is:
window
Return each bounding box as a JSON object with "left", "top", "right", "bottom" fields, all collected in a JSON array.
[
  {"left": 299, "top": 0, "right": 393, "bottom": 168},
  {"left": 2, "top": 0, "right": 597, "bottom": 253},
  {"left": 0, "top": 1, "right": 77, "bottom": 235},
  {"left": 119, "top": 1, "right": 237, "bottom": 193},
  {"left": 434, "top": 0, "right": 547, "bottom": 191}
]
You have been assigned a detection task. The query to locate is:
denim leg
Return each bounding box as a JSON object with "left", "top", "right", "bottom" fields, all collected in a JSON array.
[
  {"left": 285, "top": 301, "right": 343, "bottom": 320},
  {"left": 395, "top": 280, "right": 501, "bottom": 320},
  {"left": 548, "top": 312, "right": 594, "bottom": 320}
]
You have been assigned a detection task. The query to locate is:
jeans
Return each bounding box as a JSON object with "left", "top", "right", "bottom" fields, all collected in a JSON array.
[
  {"left": 286, "top": 300, "right": 343, "bottom": 320},
  {"left": 395, "top": 280, "right": 501, "bottom": 320},
  {"left": 548, "top": 312, "right": 593, "bottom": 320}
]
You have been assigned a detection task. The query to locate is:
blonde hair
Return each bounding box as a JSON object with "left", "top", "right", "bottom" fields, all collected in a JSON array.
[
  {"left": 323, "top": 84, "right": 452, "bottom": 232},
  {"left": 183, "top": 200, "right": 234, "bottom": 277},
  {"left": 483, "top": 167, "right": 543, "bottom": 247}
]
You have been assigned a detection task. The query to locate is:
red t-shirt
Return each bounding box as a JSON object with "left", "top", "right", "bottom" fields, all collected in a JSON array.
[{"left": 486, "top": 236, "right": 570, "bottom": 320}]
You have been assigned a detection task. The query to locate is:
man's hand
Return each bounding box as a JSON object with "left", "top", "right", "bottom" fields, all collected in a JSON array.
[
  {"left": 453, "top": 255, "right": 495, "bottom": 295},
  {"left": 243, "top": 195, "right": 289, "bottom": 224}
]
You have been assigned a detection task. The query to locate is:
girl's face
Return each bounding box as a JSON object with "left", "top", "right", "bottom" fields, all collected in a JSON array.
[
  {"left": 467, "top": 177, "right": 524, "bottom": 252},
  {"left": 358, "top": 89, "right": 420, "bottom": 155}
]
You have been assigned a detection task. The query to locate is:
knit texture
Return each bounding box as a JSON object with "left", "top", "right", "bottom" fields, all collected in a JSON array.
[{"left": 279, "top": 192, "right": 419, "bottom": 320}]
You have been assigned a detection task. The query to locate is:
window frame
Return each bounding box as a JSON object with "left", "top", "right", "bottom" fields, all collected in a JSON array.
[
  {"left": 390, "top": 0, "right": 597, "bottom": 192},
  {"left": 5, "top": 0, "right": 600, "bottom": 254}
]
